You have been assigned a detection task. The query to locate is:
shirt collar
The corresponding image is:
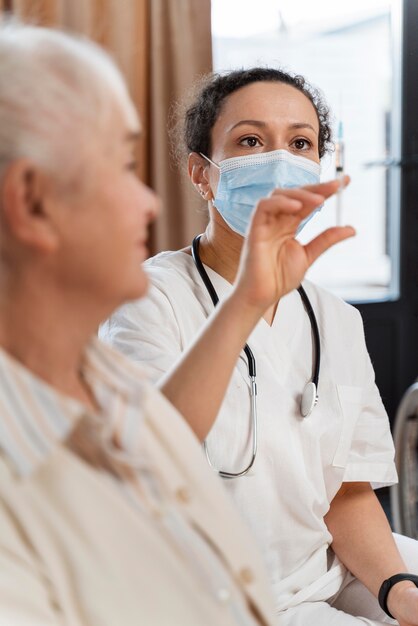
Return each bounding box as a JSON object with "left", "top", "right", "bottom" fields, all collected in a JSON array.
[{"left": 0, "top": 337, "right": 148, "bottom": 477}]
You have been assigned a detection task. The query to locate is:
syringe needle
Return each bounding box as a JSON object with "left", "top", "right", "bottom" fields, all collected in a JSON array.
[{"left": 335, "top": 121, "right": 345, "bottom": 226}]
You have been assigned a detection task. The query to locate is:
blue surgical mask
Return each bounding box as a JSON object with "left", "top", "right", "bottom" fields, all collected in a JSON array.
[{"left": 201, "top": 149, "right": 321, "bottom": 237}]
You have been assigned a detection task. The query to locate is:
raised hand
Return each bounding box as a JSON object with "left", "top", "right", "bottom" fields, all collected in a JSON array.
[{"left": 234, "top": 177, "right": 355, "bottom": 313}]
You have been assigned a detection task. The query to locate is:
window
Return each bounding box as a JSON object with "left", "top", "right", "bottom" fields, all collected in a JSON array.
[{"left": 212, "top": 0, "right": 402, "bottom": 303}]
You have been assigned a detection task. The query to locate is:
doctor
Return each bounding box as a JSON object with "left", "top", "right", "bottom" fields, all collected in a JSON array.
[{"left": 101, "top": 68, "right": 418, "bottom": 625}]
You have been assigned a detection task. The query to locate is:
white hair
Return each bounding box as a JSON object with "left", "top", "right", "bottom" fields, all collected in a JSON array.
[{"left": 0, "top": 20, "right": 138, "bottom": 186}]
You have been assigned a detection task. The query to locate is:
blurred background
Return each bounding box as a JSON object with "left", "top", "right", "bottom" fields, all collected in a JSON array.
[{"left": 1, "top": 0, "right": 416, "bottom": 430}]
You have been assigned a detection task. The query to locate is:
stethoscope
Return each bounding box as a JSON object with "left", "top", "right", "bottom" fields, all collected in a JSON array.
[{"left": 191, "top": 234, "right": 321, "bottom": 479}]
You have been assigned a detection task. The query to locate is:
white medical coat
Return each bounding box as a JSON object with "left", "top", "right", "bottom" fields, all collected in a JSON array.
[{"left": 100, "top": 250, "right": 397, "bottom": 614}]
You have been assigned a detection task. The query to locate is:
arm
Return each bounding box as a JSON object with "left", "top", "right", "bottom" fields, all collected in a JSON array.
[
  {"left": 160, "top": 179, "right": 355, "bottom": 440},
  {"left": 325, "top": 482, "right": 418, "bottom": 626}
]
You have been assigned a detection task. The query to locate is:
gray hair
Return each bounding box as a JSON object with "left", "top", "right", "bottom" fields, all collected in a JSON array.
[{"left": 0, "top": 20, "right": 138, "bottom": 187}]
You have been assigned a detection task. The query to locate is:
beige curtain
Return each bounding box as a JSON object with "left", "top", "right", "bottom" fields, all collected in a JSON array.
[
  {"left": 148, "top": 0, "right": 212, "bottom": 252},
  {"left": 0, "top": 0, "right": 13, "bottom": 11},
  {"left": 5, "top": 0, "right": 212, "bottom": 254}
]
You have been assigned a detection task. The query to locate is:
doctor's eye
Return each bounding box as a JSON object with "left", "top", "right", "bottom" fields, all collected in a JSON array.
[
  {"left": 239, "top": 135, "right": 262, "bottom": 148},
  {"left": 291, "top": 138, "right": 312, "bottom": 151}
]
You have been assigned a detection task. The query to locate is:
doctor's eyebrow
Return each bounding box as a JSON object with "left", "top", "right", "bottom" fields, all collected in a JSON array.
[
  {"left": 228, "top": 120, "right": 267, "bottom": 132},
  {"left": 289, "top": 123, "right": 317, "bottom": 132},
  {"left": 228, "top": 120, "right": 317, "bottom": 133}
]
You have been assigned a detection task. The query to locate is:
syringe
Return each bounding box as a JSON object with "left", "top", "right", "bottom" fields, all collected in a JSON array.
[{"left": 335, "top": 121, "right": 345, "bottom": 226}]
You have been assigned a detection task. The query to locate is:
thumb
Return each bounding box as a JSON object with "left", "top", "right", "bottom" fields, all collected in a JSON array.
[{"left": 304, "top": 226, "right": 356, "bottom": 266}]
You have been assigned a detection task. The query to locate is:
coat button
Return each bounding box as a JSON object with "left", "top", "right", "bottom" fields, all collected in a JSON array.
[
  {"left": 239, "top": 567, "right": 254, "bottom": 585},
  {"left": 217, "top": 588, "right": 231, "bottom": 603},
  {"left": 175, "top": 486, "right": 191, "bottom": 504}
]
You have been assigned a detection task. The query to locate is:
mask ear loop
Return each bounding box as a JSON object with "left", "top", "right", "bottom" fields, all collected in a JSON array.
[
  {"left": 198, "top": 153, "right": 219, "bottom": 205},
  {"left": 199, "top": 152, "right": 220, "bottom": 169}
]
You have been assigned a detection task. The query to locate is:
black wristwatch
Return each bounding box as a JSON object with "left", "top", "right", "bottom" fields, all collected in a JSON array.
[{"left": 378, "top": 573, "right": 418, "bottom": 619}]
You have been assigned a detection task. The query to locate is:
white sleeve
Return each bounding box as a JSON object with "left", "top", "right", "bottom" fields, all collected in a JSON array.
[
  {"left": 342, "top": 309, "right": 398, "bottom": 488},
  {"left": 99, "top": 284, "right": 183, "bottom": 384}
]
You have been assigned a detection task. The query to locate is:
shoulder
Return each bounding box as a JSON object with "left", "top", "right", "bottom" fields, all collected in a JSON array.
[
  {"left": 301, "top": 280, "right": 369, "bottom": 372},
  {"left": 101, "top": 251, "right": 193, "bottom": 331},
  {"left": 99, "top": 251, "right": 208, "bottom": 354},
  {"left": 139, "top": 250, "right": 206, "bottom": 310},
  {"left": 302, "top": 279, "right": 362, "bottom": 328},
  {"left": 107, "top": 250, "right": 207, "bottom": 325},
  {"left": 144, "top": 250, "right": 197, "bottom": 291}
]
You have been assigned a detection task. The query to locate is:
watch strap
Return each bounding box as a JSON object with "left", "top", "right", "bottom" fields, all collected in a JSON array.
[{"left": 378, "top": 572, "right": 418, "bottom": 619}]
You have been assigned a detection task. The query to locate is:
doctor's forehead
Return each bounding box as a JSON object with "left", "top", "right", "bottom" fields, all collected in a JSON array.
[{"left": 215, "top": 81, "right": 320, "bottom": 132}]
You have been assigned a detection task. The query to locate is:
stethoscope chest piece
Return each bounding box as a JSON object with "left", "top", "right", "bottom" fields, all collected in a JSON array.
[{"left": 301, "top": 382, "right": 318, "bottom": 418}]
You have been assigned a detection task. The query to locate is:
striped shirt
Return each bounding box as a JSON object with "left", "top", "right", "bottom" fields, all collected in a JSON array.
[
  {"left": 0, "top": 337, "right": 262, "bottom": 626},
  {"left": 0, "top": 337, "right": 149, "bottom": 477}
]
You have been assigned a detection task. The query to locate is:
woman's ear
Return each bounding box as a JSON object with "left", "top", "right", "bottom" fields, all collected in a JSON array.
[
  {"left": 188, "top": 152, "right": 213, "bottom": 201},
  {"left": 0, "top": 159, "right": 59, "bottom": 253}
]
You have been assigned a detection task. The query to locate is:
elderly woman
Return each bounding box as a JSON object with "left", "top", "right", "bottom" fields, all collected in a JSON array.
[
  {"left": 0, "top": 24, "right": 354, "bottom": 626},
  {"left": 101, "top": 68, "right": 418, "bottom": 626}
]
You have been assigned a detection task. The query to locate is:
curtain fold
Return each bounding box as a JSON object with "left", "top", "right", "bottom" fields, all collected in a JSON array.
[
  {"left": 148, "top": 0, "right": 212, "bottom": 252},
  {"left": 0, "top": 1, "right": 13, "bottom": 12},
  {"left": 3, "top": 0, "right": 212, "bottom": 253},
  {"left": 12, "top": 0, "right": 61, "bottom": 25}
]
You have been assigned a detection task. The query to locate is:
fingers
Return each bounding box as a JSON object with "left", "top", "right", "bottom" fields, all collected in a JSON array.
[
  {"left": 252, "top": 176, "right": 351, "bottom": 233},
  {"left": 303, "top": 175, "right": 351, "bottom": 198},
  {"left": 268, "top": 187, "right": 325, "bottom": 211},
  {"left": 249, "top": 195, "right": 300, "bottom": 233},
  {"left": 269, "top": 175, "right": 350, "bottom": 203},
  {"left": 304, "top": 226, "right": 356, "bottom": 265},
  {"left": 250, "top": 176, "right": 352, "bottom": 239},
  {"left": 252, "top": 188, "right": 324, "bottom": 226}
]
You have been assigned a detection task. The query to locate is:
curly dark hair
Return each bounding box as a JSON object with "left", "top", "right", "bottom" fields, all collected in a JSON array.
[{"left": 175, "top": 67, "right": 333, "bottom": 162}]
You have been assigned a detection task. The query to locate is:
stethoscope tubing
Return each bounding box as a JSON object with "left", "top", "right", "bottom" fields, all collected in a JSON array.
[{"left": 191, "top": 234, "right": 320, "bottom": 478}]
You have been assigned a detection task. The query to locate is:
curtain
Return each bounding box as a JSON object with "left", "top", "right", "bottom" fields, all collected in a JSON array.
[
  {"left": 148, "top": 0, "right": 212, "bottom": 252},
  {"left": 4, "top": 0, "right": 212, "bottom": 253}
]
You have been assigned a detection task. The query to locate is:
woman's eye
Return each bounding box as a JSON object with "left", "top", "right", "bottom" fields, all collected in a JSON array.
[
  {"left": 292, "top": 138, "right": 311, "bottom": 151},
  {"left": 126, "top": 161, "right": 138, "bottom": 171},
  {"left": 239, "top": 136, "right": 261, "bottom": 148}
]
